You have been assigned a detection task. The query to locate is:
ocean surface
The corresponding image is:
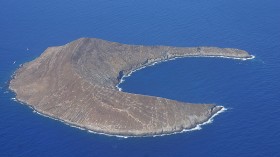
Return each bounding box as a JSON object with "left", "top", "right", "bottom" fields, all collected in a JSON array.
[{"left": 1, "top": 0, "right": 280, "bottom": 156}]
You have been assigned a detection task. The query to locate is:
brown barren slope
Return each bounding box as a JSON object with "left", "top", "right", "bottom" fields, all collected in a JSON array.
[{"left": 9, "top": 38, "right": 252, "bottom": 136}]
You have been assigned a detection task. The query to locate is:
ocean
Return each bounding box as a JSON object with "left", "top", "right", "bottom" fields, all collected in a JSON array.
[{"left": 1, "top": 0, "right": 280, "bottom": 156}]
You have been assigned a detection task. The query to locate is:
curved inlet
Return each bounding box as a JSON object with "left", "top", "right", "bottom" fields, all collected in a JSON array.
[{"left": 9, "top": 38, "right": 252, "bottom": 136}]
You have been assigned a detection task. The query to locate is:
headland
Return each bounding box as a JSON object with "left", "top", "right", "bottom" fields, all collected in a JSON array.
[{"left": 9, "top": 38, "right": 253, "bottom": 136}]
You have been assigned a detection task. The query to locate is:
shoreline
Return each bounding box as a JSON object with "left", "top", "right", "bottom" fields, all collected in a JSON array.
[
  {"left": 10, "top": 97, "right": 226, "bottom": 138},
  {"left": 9, "top": 53, "right": 250, "bottom": 138},
  {"left": 116, "top": 54, "right": 255, "bottom": 91},
  {"left": 9, "top": 38, "right": 255, "bottom": 137}
]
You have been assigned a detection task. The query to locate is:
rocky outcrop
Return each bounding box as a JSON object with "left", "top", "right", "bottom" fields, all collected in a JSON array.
[{"left": 9, "top": 38, "right": 251, "bottom": 136}]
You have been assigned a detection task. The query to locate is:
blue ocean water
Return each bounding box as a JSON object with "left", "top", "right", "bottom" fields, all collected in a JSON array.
[{"left": 1, "top": 0, "right": 280, "bottom": 156}]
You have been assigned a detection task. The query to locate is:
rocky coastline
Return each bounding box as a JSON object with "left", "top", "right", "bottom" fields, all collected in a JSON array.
[{"left": 9, "top": 38, "right": 252, "bottom": 136}]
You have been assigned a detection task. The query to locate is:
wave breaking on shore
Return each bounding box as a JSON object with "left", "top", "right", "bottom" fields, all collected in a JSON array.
[
  {"left": 116, "top": 55, "right": 255, "bottom": 91},
  {"left": 11, "top": 97, "right": 226, "bottom": 138}
]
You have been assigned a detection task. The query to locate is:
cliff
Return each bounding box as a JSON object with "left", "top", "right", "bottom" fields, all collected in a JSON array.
[{"left": 9, "top": 38, "right": 252, "bottom": 136}]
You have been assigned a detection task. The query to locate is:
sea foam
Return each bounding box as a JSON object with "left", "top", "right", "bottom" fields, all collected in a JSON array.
[
  {"left": 11, "top": 94, "right": 227, "bottom": 138},
  {"left": 11, "top": 54, "right": 251, "bottom": 138},
  {"left": 116, "top": 55, "right": 255, "bottom": 91}
]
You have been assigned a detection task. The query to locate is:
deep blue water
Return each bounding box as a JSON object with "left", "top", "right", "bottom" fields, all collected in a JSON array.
[{"left": 1, "top": 0, "right": 280, "bottom": 156}]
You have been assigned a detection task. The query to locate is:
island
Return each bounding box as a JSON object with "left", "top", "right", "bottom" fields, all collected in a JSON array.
[{"left": 9, "top": 38, "right": 252, "bottom": 137}]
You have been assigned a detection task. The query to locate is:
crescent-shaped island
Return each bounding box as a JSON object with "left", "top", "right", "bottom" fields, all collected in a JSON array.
[{"left": 9, "top": 38, "right": 253, "bottom": 137}]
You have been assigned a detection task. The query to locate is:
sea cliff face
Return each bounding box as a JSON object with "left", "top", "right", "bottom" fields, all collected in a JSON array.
[{"left": 9, "top": 38, "right": 251, "bottom": 136}]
